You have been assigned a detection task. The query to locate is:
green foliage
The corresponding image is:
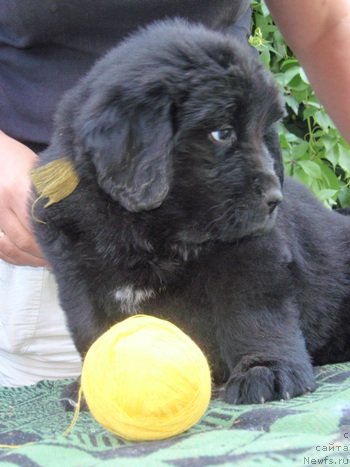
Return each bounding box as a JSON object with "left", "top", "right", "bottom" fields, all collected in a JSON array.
[{"left": 251, "top": 0, "right": 350, "bottom": 207}]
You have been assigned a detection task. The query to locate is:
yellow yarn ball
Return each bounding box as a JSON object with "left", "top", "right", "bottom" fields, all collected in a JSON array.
[{"left": 81, "top": 315, "right": 212, "bottom": 441}]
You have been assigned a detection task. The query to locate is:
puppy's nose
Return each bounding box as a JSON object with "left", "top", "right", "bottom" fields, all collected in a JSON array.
[{"left": 264, "top": 188, "right": 283, "bottom": 214}]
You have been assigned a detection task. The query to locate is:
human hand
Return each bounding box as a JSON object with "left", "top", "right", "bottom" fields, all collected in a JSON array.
[{"left": 0, "top": 131, "right": 48, "bottom": 266}]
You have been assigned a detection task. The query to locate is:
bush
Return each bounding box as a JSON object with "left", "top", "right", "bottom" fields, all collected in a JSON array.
[{"left": 251, "top": 0, "right": 350, "bottom": 207}]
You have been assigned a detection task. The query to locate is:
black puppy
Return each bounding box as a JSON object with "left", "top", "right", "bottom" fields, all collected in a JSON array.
[{"left": 33, "top": 20, "right": 350, "bottom": 404}]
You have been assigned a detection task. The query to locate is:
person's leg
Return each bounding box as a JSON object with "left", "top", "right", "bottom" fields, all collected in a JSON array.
[{"left": 0, "top": 260, "right": 81, "bottom": 386}]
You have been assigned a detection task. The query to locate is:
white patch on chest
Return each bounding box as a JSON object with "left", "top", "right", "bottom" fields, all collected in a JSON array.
[{"left": 114, "top": 286, "right": 155, "bottom": 314}]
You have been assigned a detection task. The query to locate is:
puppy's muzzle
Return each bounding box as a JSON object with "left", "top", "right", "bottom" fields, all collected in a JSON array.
[
  {"left": 264, "top": 187, "right": 283, "bottom": 214},
  {"left": 253, "top": 171, "right": 283, "bottom": 214}
]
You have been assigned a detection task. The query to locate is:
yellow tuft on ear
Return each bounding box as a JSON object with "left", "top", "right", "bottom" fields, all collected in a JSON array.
[{"left": 31, "top": 158, "right": 79, "bottom": 207}]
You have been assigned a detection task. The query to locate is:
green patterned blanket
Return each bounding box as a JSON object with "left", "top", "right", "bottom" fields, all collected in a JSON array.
[{"left": 1, "top": 364, "right": 350, "bottom": 466}]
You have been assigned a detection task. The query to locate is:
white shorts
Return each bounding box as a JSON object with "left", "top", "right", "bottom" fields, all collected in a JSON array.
[{"left": 0, "top": 260, "right": 81, "bottom": 387}]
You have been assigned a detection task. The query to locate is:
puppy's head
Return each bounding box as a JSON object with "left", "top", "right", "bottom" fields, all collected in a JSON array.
[{"left": 56, "top": 20, "right": 285, "bottom": 246}]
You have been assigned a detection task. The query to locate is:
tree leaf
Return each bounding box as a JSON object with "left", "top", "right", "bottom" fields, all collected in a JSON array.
[
  {"left": 314, "top": 110, "right": 333, "bottom": 131},
  {"left": 285, "top": 95, "right": 299, "bottom": 115},
  {"left": 338, "top": 145, "right": 350, "bottom": 173},
  {"left": 297, "top": 160, "right": 322, "bottom": 179}
]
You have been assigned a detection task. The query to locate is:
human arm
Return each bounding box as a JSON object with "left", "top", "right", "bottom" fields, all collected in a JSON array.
[
  {"left": 0, "top": 131, "right": 48, "bottom": 266},
  {"left": 266, "top": 0, "right": 350, "bottom": 144}
]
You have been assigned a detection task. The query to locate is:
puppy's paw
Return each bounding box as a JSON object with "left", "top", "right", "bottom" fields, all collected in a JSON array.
[
  {"left": 60, "top": 379, "right": 88, "bottom": 411},
  {"left": 224, "top": 357, "right": 315, "bottom": 404}
]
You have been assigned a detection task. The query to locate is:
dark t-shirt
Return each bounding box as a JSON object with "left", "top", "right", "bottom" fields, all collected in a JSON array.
[{"left": 0, "top": 0, "right": 251, "bottom": 150}]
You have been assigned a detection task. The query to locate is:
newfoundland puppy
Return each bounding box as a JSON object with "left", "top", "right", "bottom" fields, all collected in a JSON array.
[{"left": 32, "top": 20, "right": 350, "bottom": 404}]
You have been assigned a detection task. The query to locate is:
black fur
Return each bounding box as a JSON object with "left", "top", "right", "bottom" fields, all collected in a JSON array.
[{"left": 33, "top": 20, "right": 350, "bottom": 404}]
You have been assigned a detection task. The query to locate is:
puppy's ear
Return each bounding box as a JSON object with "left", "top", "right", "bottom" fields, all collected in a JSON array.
[{"left": 77, "top": 101, "right": 173, "bottom": 212}]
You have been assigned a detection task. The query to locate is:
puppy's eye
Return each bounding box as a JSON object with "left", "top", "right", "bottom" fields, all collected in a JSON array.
[{"left": 209, "top": 128, "right": 236, "bottom": 145}]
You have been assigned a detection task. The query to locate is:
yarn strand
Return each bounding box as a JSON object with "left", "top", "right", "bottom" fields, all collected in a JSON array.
[{"left": 64, "top": 386, "right": 83, "bottom": 436}]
